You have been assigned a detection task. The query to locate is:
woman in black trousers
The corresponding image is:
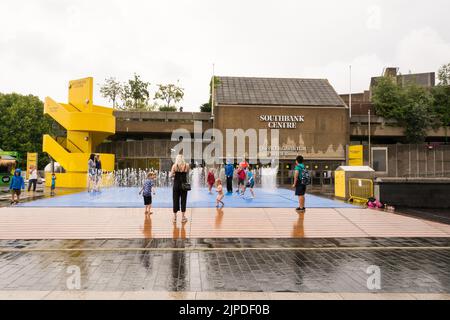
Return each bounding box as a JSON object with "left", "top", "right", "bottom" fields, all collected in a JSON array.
[{"left": 170, "top": 154, "right": 190, "bottom": 224}]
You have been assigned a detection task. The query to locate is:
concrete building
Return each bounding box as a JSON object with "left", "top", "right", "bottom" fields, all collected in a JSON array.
[{"left": 97, "top": 72, "right": 450, "bottom": 186}]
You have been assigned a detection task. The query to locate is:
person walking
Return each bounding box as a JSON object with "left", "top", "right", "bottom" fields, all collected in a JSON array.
[
  {"left": 224, "top": 160, "right": 234, "bottom": 193},
  {"left": 215, "top": 178, "right": 225, "bottom": 208},
  {"left": 170, "top": 154, "right": 190, "bottom": 224},
  {"left": 292, "top": 155, "right": 307, "bottom": 213},
  {"left": 139, "top": 172, "right": 156, "bottom": 215},
  {"left": 242, "top": 166, "right": 255, "bottom": 198},
  {"left": 9, "top": 168, "right": 25, "bottom": 205},
  {"left": 87, "top": 154, "right": 96, "bottom": 192},
  {"left": 28, "top": 165, "right": 38, "bottom": 192},
  {"left": 236, "top": 165, "right": 246, "bottom": 195}
]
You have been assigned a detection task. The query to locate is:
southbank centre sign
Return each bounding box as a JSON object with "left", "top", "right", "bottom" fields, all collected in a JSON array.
[{"left": 259, "top": 115, "right": 305, "bottom": 129}]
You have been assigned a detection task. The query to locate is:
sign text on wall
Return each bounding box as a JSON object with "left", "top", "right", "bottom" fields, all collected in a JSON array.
[{"left": 259, "top": 115, "right": 305, "bottom": 129}]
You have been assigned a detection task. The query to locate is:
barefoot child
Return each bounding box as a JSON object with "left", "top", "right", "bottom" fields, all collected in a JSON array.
[
  {"left": 139, "top": 172, "right": 156, "bottom": 215},
  {"left": 207, "top": 168, "right": 215, "bottom": 194},
  {"left": 243, "top": 166, "right": 255, "bottom": 198},
  {"left": 215, "top": 178, "right": 224, "bottom": 208}
]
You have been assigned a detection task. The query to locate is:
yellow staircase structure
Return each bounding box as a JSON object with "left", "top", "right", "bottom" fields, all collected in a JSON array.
[{"left": 43, "top": 77, "right": 116, "bottom": 188}]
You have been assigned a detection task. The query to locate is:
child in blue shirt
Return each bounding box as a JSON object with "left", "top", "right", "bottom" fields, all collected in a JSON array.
[
  {"left": 243, "top": 167, "right": 255, "bottom": 198},
  {"left": 50, "top": 173, "right": 56, "bottom": 196},
  {"left": 139, "top": 172, "right": 156, "bottom": 215},
  {"left": 9, "top": 168, "right": 25, "bottom": 204}
]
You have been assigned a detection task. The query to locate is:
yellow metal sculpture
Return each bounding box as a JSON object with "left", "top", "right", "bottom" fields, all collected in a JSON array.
[{"left": 43, "top": 77, "right": 115, "bottom": 188}]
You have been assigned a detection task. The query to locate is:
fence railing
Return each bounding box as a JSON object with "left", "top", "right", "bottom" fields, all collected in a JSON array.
[{"left": 349, "top": 178, "right": 373, "bottom": 203}]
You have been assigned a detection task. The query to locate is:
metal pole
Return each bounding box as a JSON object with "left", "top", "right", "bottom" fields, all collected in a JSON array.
[
  {"left": 211, "top": 63, "right": 215, "bottom": 121},
  {"left": 349, "top": 65, "right": 352, "bottom": 119},
  {"left": 368, "top": 109, "right": 371, "bottom": 167}
]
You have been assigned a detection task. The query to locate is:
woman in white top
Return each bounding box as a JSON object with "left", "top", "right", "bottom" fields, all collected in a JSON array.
[{"left": 28, "top": 165, "right": 38, "bottom": 192}]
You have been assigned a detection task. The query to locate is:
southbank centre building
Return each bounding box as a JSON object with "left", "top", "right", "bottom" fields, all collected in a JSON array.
[
  {"left": 97, "top": 76, "right": 349, "bottom": 186},
  {"left": 97, "top": 73, "right": 450, "bottom": 186}
]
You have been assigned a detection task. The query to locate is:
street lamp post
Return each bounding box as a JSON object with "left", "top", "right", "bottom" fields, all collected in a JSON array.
[{"left": 368, "top": 109, "right": 371, "bottom": 167}]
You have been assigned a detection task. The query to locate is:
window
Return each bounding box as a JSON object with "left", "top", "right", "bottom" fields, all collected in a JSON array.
[{"left": 371, "top": 147, "right": 388, "bottom": 173}]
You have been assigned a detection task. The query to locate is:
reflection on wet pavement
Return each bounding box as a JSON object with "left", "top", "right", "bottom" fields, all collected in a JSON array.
[{"left": 0, "top": 238, "right": 449, "bottom": 293}]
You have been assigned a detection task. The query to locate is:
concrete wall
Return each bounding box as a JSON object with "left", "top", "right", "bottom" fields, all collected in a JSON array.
[
  {"left": 214, "top": 105, "right": 349, "bottom": 160},
  {"left": 357, "top": 144, "right": 450, "bottom": 178},
  {"left": 375, "top": 178, "right": 450, "bottom": 208},
  {"left": 114, "top": 111, "right": 213, "bottom": 134}
]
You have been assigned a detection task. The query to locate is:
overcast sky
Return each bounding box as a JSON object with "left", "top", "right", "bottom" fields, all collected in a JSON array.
[{"left": 1, "top": 0, "right": 450, "bottom": 111}]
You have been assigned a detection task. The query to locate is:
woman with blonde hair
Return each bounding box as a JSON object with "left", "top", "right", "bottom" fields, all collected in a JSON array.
[{"left": 170, "top": 154, "right": 190, "bottom": 223}]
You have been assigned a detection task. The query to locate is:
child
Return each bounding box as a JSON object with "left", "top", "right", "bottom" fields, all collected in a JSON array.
[
  {"left": 207, "top": 168, "right": 215, "bottom": 194},
  {"left": 215, "top": 178, "right": 224, "bottom": 208},
  {"left": 50, "top": 173, "right": 56, "bottom": 196},
  {"left": 236, "top": 166, "right": 246, "bottom": 195},
  {"left": 9, "top": 168, "right": 25, "bottom": 204},
  {"left": 243, "top": 167, "right": 255, "bottom": 198},
  {"left": 139, "top": 172, "right": 156, "bottom": 215}
]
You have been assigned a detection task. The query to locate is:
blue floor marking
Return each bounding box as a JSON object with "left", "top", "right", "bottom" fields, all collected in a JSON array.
[{"left": 19, "top": 187, "right": 356, "bottom": 208}]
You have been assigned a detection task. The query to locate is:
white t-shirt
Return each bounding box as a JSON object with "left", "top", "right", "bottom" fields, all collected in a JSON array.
[{"left": 29, "top": 169, "right": 38, "bottom": 180}]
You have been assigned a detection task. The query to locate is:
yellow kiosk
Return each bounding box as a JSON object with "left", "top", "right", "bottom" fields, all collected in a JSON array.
[{"left": 43, "top": 77, "right": 115, "bottom": 188}]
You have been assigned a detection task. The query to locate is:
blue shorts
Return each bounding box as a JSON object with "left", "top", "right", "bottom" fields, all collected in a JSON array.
[{"left": 295, "top": 183, "right": 306, "bottom": 196}]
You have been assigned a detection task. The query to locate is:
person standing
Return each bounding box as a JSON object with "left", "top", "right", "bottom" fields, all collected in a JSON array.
[
  {"left": 9, "top": 168, "right": 25, "bottom": 204},
  {"left": 28, "top": 165, "right": 38, "bottom": 192},
  {"left": 170, "top": 154, "right": 190, "bottom": 224},
  {"left": 224, "top": 160, "right": 234, "bottom": 193},
  {"left": 50, "top": 173, "right": 56, "bottom": 196},
  {"left": 87, "top": 154, "right": 96, "bottom": 192},
  {"left": 207, "top": 168, "right": 215, "bottom": 194},
  {"left": 292, "top": 155, "right": 306, "bottom": 213},
  {"left": 139, "top": 172, "right": 156, "bottom": 215},
  {"left": 94, "top": 154, "right": 102, "bottom": 192}
]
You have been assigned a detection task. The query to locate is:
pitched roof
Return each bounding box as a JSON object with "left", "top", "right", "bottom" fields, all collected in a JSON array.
[{"left": 214, "top": 76, "right": 346, "bottom": 107}]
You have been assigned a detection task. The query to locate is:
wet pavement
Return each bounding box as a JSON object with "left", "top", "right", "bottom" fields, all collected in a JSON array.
[
  {"left": 0, "top": 188, "right": 82, "bottom": 208},
  {"left": 18, "top": 187, "right": 356, "bottom": 208},
  {"left": 0, "top": 238, "right": 449, "bottom": 293},
  {"left": 2, "top": 187, "right": 450, "bottom": 298}
]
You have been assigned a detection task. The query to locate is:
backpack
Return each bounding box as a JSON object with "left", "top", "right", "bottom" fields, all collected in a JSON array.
[{"left": 301, "top": 169, "right": 311, "bottom": 185}]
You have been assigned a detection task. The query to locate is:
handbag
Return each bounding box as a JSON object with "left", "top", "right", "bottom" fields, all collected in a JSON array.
[
  {"left": 179, "top": 164, "right": 191, "bottom": 191},
  {"left": 181, "top": 182, "right": 191, "bottom": 191}
]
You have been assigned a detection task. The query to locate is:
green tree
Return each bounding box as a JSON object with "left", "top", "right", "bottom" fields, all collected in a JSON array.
[
  {"left": 432, "top": 84, "right": 450, "bottom": 126},
  {"left": 371, "top": 76, "right": 402, "bottom": 118},
  {"left": 437, "top": 63, "right": 450, "bottom": 85},
  {"left": 200, "top": 102, "right": 211, "bottom": 112},
  {"left": 99, "top": 77, "right": 123, "bottom": 109},
  {"left": 158, "top": 105, "right": 178, "bottom": 112},
  {"left": 121, "top": 73, "right": 150, "bottom": 110},
  {"left": 154, "top": 83, "right": 184, "bottom": 111},
  {"left": 372, "top": 77, "right": 435, "bottom": 143},
  {"left": 0, "top": 93, "right": 53, "bottom": 169},
  {"left": 399, "top": 84, "right": 436, "bottom": 143}
]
